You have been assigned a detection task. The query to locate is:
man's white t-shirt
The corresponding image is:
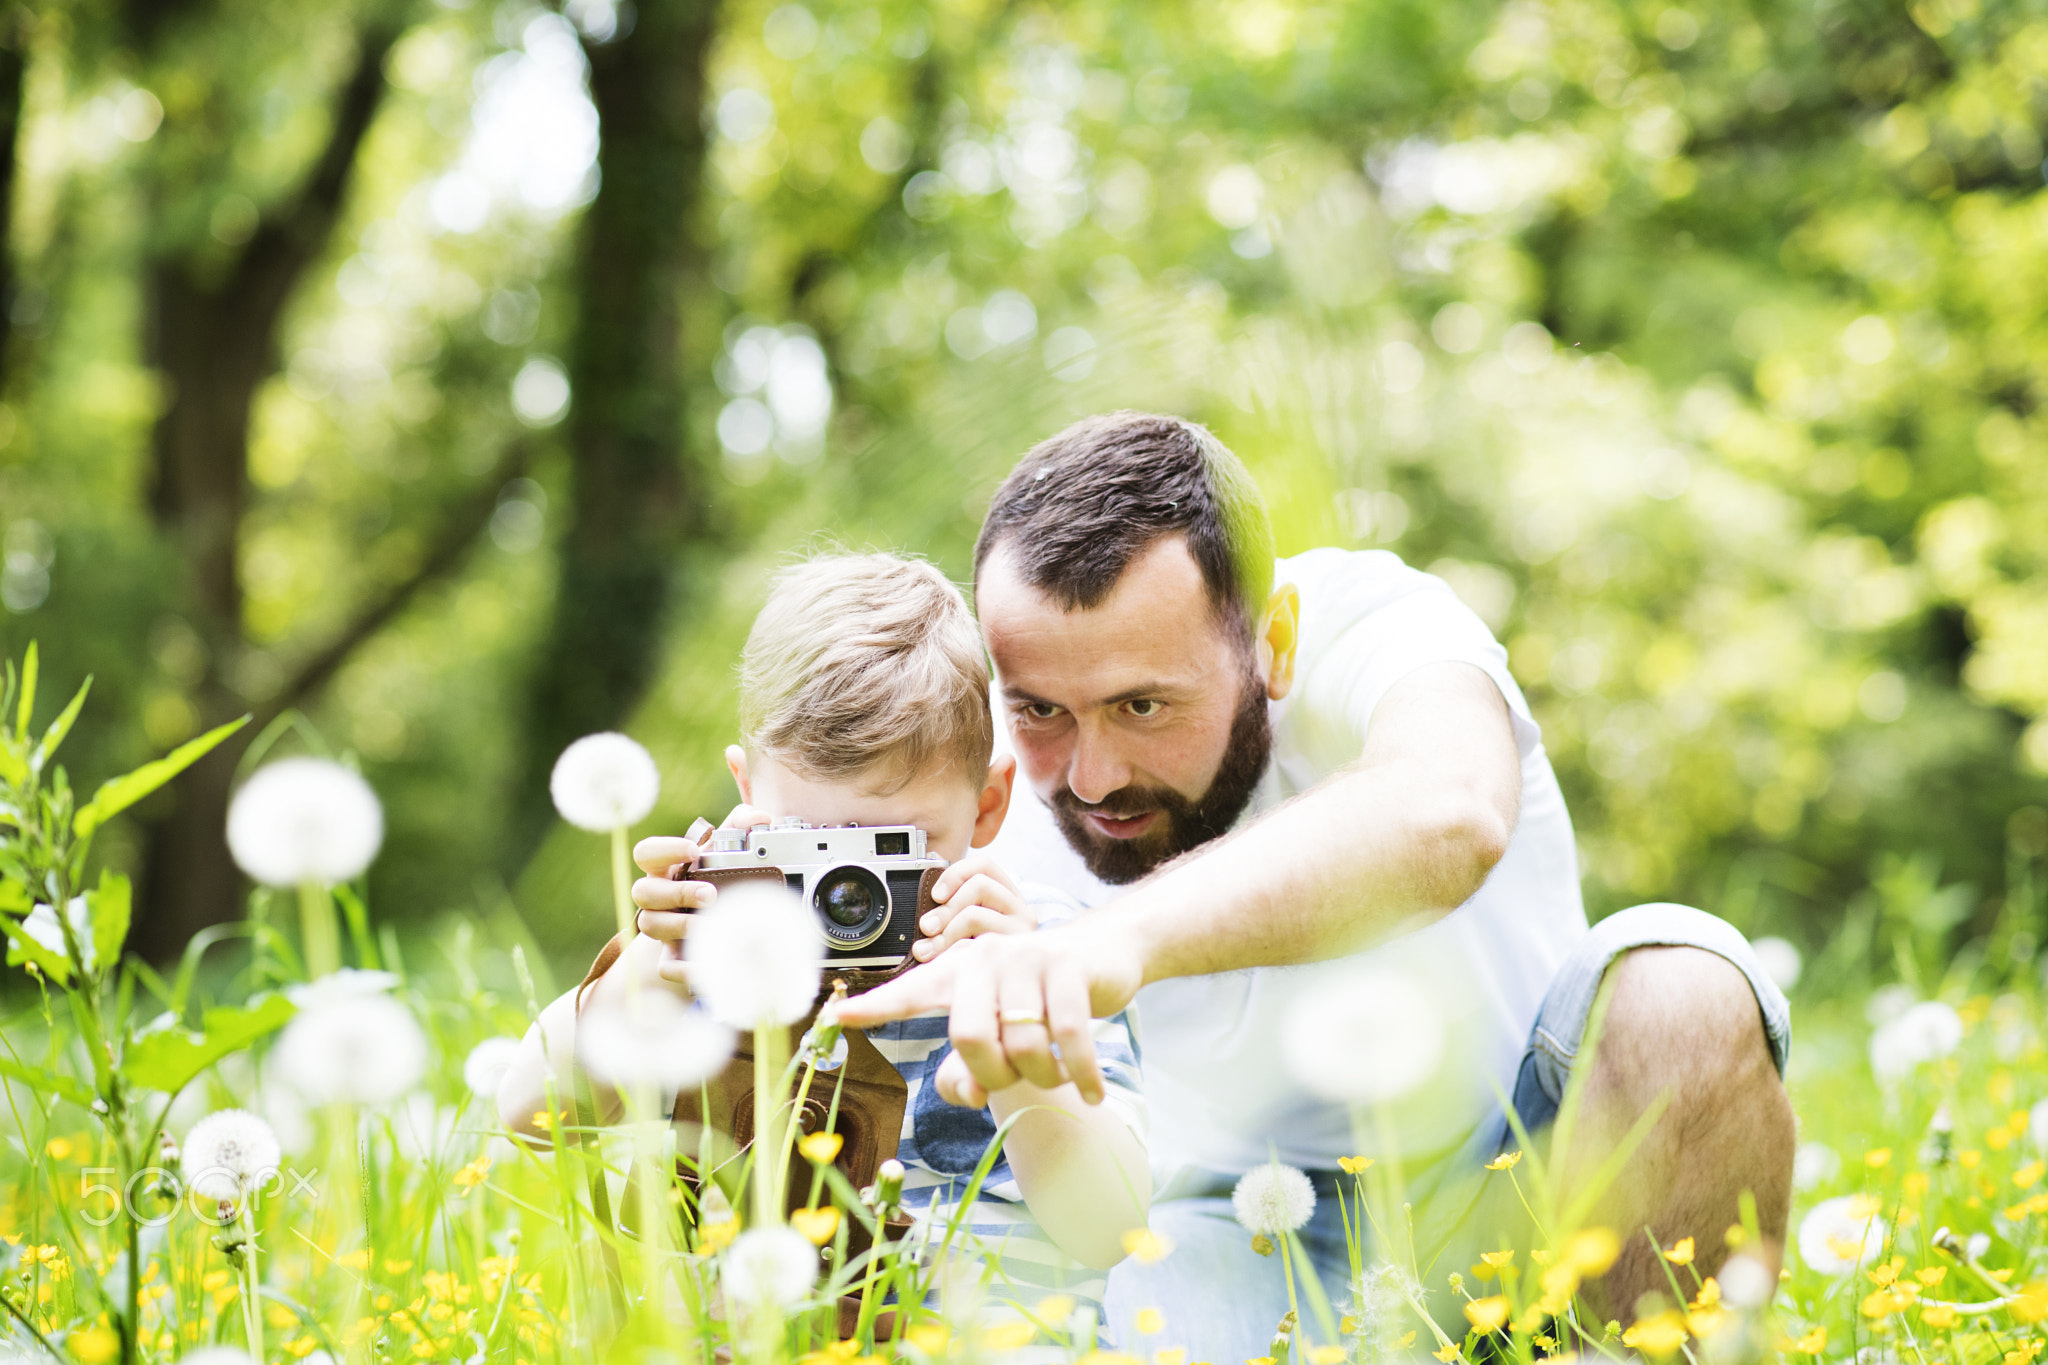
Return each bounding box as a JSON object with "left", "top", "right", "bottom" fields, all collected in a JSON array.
[{"left": 985, "top": 548, "right": 1588, "bottom": 1177}]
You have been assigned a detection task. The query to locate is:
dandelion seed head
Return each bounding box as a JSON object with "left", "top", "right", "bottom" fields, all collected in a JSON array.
[
  {"left": 549, "top": 732, "right": 660, "bottom": 832},
  {"left": 1717, "top": 1253, "right": 1774, "bottom": 1308},
  {"left": 276, "top": 992, "right": 428, "bottom": 1107},
  {"left": 684, "top": 881, "right": 821, "bottom": 1028},
  {"left": 226, "top": 758, "right": 384, "bottom": 887},
  {"left": 285, "top": 967, "right": 398, "bottom": 1009},
  {"left": 1232, "top": 1161, "right": 1316, "bottom": 1237},
  {"left": 722, "top": 1226, "right": 817, "bottom": 1308},
  {"left": 462, "top": 1037, "right": 524, "bottom": 1099},
  {"left": 1750, "top": 936, "right": 1802, "bottom": 991},
  {"left": 1869, "top": 1000, "right": 1963, "bottom": 1082},
  {"left": 576, "top": 990, "right": 736, "bottom": 1093},
  {"left": 1281, "top": 966, "right": 1446, "bottom": 1104},
  {"left": 1793, "top": 1141, "right": 1840, "bottom": 1192},
  {"left": 181, "top": 1109, "right": 282, "bottom": 1202},
  {"left": 1796, "top": 1194, "right": 1886, "bottom": 1276}
]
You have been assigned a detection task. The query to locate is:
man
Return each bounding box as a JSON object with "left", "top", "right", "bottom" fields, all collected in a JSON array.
[{"left": 671, "top": 412, "right": 1792, "bottom": 1354}]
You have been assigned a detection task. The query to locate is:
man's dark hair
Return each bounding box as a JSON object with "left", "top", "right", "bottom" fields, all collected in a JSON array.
[{"left": 972, "top": 412, "right": 1277, "bottom": 637}]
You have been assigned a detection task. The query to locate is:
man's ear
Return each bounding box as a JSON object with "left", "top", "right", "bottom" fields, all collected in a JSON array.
[
  {"left": 1258, "top": 582, "right": 1302, "bottom": 701},
  {"left": 968, "top": 753, "right": 1017, "bottom": 849},
  {"left": 725, "top": 745, "right": 753, "bottom": 803}
]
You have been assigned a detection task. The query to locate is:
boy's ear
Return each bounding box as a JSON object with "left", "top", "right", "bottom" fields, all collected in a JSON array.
[
  {"left": 725, "top": 745, "right": 752, "bottom": 803},
  {"left": 969, "top": 753, "right": 1016, "bottom": 849}
]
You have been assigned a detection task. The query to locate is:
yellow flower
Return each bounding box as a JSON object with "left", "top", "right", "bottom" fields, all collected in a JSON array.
[
  {"left": 2009, "top": 1280, "right": 2048, "bottom": 1324},
  {"left": 1920, "top": 1303, "right": 1958, "bottom": 1329},
  {"left": 1432, "top": 1343, "right": 1462, "bottom": 1362},
  {"left": 1250, "top": 1234, "right": 1275, "bottom": 1257},
  {"left": 1663, "top": 1236, "right": 1695, "bottom": 1265},
  {"left": 1076, "top": 1355, "right": 1140, "bottom": 1365},
  {"left": 1691, "top": 1278, "right": 1721, "bottom": 1309},
  {"left": 1780, "top": 1327, "right": 1827, "bottom": 1356},
  {"left": 799, "top": 1132, "right": 845, "bottom": 1163},
  {"left": 1481, "top": 1249, "right": 1515, "bottom": 1268},
  {"left": 45, "top": 1137, "right": 72, "bottom": 1161},
  {"left": 697, "top": 1217, "right": 739, "bottom": 1254},
  {"left": 1916, "top": 1266, "right": 1947, "bottom": 1286},
  {"left": 980, "top": 1322, "right": 1036, "bottom": 1350},
  {"left": 1621, "top": 1310, "right": 1688, "bottom": 1356},
  {"left": 1247, "top": 1357, "right": 1276, "bottom": 1365},
  {"left": 792, "top": 1206, "right": 841, "bottom": 1245},
  {"left": 1307, "top": 1349, "right": 1346, "bottom": 1365},
  {"left": 530, "top": 1110, "right": 552, "bottom": 1132},
  {"left": 1395, "top": 1331, "right": 1415, "bottom": 1348},
  {"left": 1560, "top": 1227, "right": 1620, "bottom": 1277},
  {"left": 66, "top": 1326, "right": 117, "bottom": 1365},
  {"left": 1136, "top": 1308, "right": 1166, "bottom": 1335},
  {"left": 1860, "top": 1289, "right": 1907, "bottom": 1320},
  {"left": 904, "top": 1324, "right": 950, "bottom": 1352},
  {"left": 1485, "top": 1151, "right": 1522, "bottom": 1171},
  {"left": 2017, "top": 1161, "right": 2046, "bottom": 1190},
  {"left": 1464, "top": 1296, "right": 1509, "bottom": 1333},
  {"left": 1035, "top": 1294, "right": 1075, "bottom": 1323},
  {"left": 453, "top": 1155, "right": 491, "bottom": 1192},
  {"left": 1338, "top": 1156, "right": 1374, "bottom": 1174},
  {"left": 1123, "top": 1227, "right": 1176, "bottom": 1263},
  {"left": 1864, "top": 1147, "right": 1892, "bottom": 1168},
  {"left": 1155, "top": 1350, "right": 1187, "bottom": 1365}
]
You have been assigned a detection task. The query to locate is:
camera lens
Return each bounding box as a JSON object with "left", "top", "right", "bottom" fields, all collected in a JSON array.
[
  {"left": 811, "top": 865, "right": 891, "bottom": 950},
  {"left": 819, "top": 876, "right": 874, "bottom": 928}
]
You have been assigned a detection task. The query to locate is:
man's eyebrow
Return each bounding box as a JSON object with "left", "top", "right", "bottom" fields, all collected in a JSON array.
[{"left": 1001, "top": 681, "right": 1186, "bottom": 708}]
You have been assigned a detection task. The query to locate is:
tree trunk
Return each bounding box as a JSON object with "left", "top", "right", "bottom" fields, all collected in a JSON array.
[
  {"left": 512, "top": 0, "right": 720, "bottom": 850},
  {"left": 132, "top": 25, "right": 400, "bottom": 962},
  {"left": 0, "top": 9, "right": 29, "bottom": 392}
]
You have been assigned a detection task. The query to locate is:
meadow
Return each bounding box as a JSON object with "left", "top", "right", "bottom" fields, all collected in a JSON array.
[{"left": 5, "top": 642, "right": 2046, "bottom": 1365}]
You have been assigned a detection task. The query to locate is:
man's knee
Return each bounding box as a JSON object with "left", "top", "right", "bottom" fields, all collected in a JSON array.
[{"left": 1595, "top": 945, "right": 1781, "bottom": 1101}]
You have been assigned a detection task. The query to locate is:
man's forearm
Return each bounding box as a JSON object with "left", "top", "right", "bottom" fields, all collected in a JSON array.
[{"left": 1111, "top": 756, "right": 1510, "bottom": 986}]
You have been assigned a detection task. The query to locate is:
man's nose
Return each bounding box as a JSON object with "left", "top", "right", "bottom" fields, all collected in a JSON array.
[{"left": 1065, "top": 723, "right": 1132, "bottom": 806}]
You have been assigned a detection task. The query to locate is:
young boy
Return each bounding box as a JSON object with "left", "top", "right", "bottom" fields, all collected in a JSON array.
[{"left": 498, "top": 553, "right": 1150, "bottom": 1325}]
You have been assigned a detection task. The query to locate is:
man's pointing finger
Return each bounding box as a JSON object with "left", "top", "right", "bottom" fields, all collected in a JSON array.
[{"left": 826, "top": 955, "right": 961, "bottom": 1028}]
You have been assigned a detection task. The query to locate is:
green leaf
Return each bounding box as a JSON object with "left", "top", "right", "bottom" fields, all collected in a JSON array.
[
  {"left": 74, "top": 714, "right": 251, "bottom": 839},
  {"left": 30, "top": 675, "right": 91, "bottom": 775},
  {"left": 0, "top": 911, "right": 71, "bottom": 985},
  {"left": 14, "top": 640, "right": 35, "bottom": 741},
  {"left": 89, "top": 870, "right": 131, "bottom": 972},
  {"left": 121, "top": 991, "right": 295, "bottom": 1096},
  {"left": 0, "top": 1051, "right": 91, "bottom": 1109},
  {"left": 0, "top": 880, "right": 28, "bottom": 914}
]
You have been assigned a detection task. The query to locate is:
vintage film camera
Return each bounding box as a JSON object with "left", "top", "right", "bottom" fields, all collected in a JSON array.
[
  {"left": 693, "top": 818, "right": 946, "bottom": 971},
  {"left": 587, "top": 819, "right": 944, "bottom": 1259}
]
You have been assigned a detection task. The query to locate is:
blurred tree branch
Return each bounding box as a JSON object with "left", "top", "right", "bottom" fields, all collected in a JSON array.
[{"left": 267, "top": 441, "right": 532, "bottom": 721}]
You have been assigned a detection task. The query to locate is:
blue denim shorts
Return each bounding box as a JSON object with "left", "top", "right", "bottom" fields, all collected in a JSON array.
[
  {"left": 1103, "top": 904, "right": 1792, "bottom": 1354},
  {"left": 1482, "top": 900, "right": 1793, "bottom": 1154}
]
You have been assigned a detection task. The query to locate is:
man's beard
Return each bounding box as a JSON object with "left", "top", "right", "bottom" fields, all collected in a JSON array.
[{"left": 1048, "top": 667, "right": 1274, "bottom": 886}]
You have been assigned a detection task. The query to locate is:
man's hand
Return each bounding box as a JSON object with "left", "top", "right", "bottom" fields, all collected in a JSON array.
[
  {"left": 831, "top": 919, "right": 1145, "bottom": 1108},
  {"left": 911, "top": 851, "right": 1035, "bottom": 961}
]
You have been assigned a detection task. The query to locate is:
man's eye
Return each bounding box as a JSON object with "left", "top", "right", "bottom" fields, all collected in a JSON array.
[
  {"left": 1125, "top": 699, "right": 1162, "bottom": 718},
  {"left": 1022, "top": 703, "right": 1062, "bottom": 720}
]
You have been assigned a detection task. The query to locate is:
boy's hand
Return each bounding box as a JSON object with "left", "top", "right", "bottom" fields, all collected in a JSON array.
[
  {"left": 912, "top": 851, "right": 1034, "bottom": 961},
  {"left": 631, "top": 811, "right": 775, "bottom": 985}
]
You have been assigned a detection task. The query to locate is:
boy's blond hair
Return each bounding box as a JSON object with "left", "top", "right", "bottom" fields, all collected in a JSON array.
[{"left": 740, "top": 553, "right": 993, "bottom": 792}]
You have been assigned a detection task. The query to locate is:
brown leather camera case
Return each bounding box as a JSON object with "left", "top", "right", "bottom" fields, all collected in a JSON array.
[{"left": 575, "top": 861, "right": 943, "bottom": 1226}]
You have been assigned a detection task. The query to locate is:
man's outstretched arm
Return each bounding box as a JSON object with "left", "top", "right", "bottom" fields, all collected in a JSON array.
[{"left": 833, "top": 660, "right": 1523, "bottom": 1105}]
